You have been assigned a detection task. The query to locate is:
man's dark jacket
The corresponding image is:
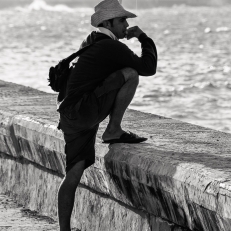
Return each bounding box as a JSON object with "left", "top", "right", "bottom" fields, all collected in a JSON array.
[{"left": 58, "top": 31, "right": 157, "bottom": 111}]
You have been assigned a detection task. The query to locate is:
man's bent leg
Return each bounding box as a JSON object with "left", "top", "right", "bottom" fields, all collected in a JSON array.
[
  {"left": 58, "top": 160, "right": 85, "bottom": 231},
  {"left": 102, "top": 67, "right": 139, "bottom": 141}
]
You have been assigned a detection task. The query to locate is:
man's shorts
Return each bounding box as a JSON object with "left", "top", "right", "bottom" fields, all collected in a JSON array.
[{"left": 59, "top": 70, "right": 125, "bottom": 173}]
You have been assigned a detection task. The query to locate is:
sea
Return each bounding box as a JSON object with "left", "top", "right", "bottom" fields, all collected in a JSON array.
[{"left": 0, "top": 0, "right": 231, "bottom": 133}]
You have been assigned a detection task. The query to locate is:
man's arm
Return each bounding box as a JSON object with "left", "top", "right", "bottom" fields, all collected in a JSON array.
[{"left": 118, "top": 26, "right": 158, "bottom": 76}]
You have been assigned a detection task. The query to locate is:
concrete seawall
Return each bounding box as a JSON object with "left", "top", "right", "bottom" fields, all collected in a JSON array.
[{"left": 0, "top": 79, "right": 231, "bottom": 231}]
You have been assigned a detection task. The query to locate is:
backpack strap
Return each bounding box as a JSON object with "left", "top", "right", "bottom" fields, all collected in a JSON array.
[
  {"left": 55, "top": 33, "right": 111, "bottom": 103},
  {"left": 58, "top": 32, "right": 111, "bottom": 70},
  {"left": 61, "top": 44, "right": 92, "bottom": 66}
]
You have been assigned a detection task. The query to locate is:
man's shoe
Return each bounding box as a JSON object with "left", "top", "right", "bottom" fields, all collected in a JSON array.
[{"left": 102, "top": 131, "right": 147, "bottom": 144}]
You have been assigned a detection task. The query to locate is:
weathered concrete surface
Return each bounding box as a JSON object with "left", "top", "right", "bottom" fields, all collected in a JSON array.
[
  {"left": 0, "top": 152, "right": 185, "bottom": 231},
  {"left": 0, "top": 194, "right": 60, "bottom": 231},
  {"left": 0, "top": 79, "right": 231, "bottom": 230}
]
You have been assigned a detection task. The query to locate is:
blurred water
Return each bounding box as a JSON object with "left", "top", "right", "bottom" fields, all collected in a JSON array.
[{"left": 0, "top": 0, "right": 231, "bottom": 133}]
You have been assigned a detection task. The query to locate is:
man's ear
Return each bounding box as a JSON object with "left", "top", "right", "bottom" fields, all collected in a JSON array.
[{"left": 102, "top": 20, "right": 111, "bottom": 29}]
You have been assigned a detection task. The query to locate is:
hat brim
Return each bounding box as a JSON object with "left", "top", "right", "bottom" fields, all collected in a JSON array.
[{"left": 91, "top": 9, "right": 137, "bottom": 27}]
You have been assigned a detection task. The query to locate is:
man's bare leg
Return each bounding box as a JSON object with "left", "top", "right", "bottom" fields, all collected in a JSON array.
[
  {"left": 102, "top": 67, "right": 139, "bottom": 141},
  {"left": 58, "top": 160, "right": 85, "bottom": 231}
]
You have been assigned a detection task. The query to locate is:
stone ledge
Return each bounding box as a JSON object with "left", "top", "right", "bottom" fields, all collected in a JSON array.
[
  {"left": 0, "top": 151, "right": 187, "bottom": 231},
  {"left": 0, "top": 80, "right": 231, "bottom": 230}
]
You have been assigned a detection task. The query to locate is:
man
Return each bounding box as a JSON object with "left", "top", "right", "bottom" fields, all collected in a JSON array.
[{"left": 57, "top": 0, "right": 157, "bottom": 230}]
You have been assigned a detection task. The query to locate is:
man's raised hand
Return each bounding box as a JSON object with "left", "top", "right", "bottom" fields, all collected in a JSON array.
[{"left": 126, "top": 26, "right": 144, "bottom": 40}]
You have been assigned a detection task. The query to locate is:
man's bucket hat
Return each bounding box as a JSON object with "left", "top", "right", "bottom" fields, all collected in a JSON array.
[{"left": 91, "top": 0, "right": 137, "bottom": 27}]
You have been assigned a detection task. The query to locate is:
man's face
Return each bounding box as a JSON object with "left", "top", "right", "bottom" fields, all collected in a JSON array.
[{"left": 108, "top": 17, "right": 129, "bottom": 39}]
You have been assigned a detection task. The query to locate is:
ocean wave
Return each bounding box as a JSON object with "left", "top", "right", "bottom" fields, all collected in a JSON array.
[
  {"left": 178, "top": 81, "right": 231, "bottom": 93},
  {"left": 19, "top": 0, "right": 75, "bottom": 12},
  {"left": 216, "top": 27, "right": 230, "bottom": 32},
  {"left": 140, "top": 80, "right": 231, "bottom": 100}
]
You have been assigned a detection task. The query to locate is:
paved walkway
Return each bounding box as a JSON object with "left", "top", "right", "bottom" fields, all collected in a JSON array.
[{"left": 0, "top": 194, "right": 60, "bottom": 231}]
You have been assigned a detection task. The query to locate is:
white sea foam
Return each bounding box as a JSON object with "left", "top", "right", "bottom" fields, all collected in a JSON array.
[
  {"left": 216, "top": 27, "right": 230, "bottom": 32},
  {"left": 14, "top": 0, "right": 94, "bottom": 14},
  {"left": 27, "top": 0, "right": 74, "bottom": 12}
]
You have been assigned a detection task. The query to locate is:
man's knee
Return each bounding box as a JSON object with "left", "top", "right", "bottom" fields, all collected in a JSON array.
[{"left": 121, "top": 68, "right": 139, "bottom": 83}]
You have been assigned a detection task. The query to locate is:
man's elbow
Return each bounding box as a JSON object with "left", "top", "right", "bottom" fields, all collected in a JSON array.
[
  {"left": 146, "top": 64, "right": 157, "bottom": 76},
  {"left": 150, "top": 66, "right": 157, "bottom": 75},
  {"left": 139, "top": 60, "right": 157, "bottom": 76},
  {"left": 146, "top": 58, "right": 157, "bottom": 75}
]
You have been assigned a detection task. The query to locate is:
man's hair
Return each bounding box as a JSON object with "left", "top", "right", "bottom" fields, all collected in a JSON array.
[{"left": 98, "top": 18, "right": 114, "bottom": 28}]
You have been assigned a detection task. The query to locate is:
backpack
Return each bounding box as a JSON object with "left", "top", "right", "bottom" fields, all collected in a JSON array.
[
  {"left": 47, "top": 45, "right": 92, "bottom": 103},
  {"left": 48, "top": 52, "right": 79, "bottom": 93}
]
